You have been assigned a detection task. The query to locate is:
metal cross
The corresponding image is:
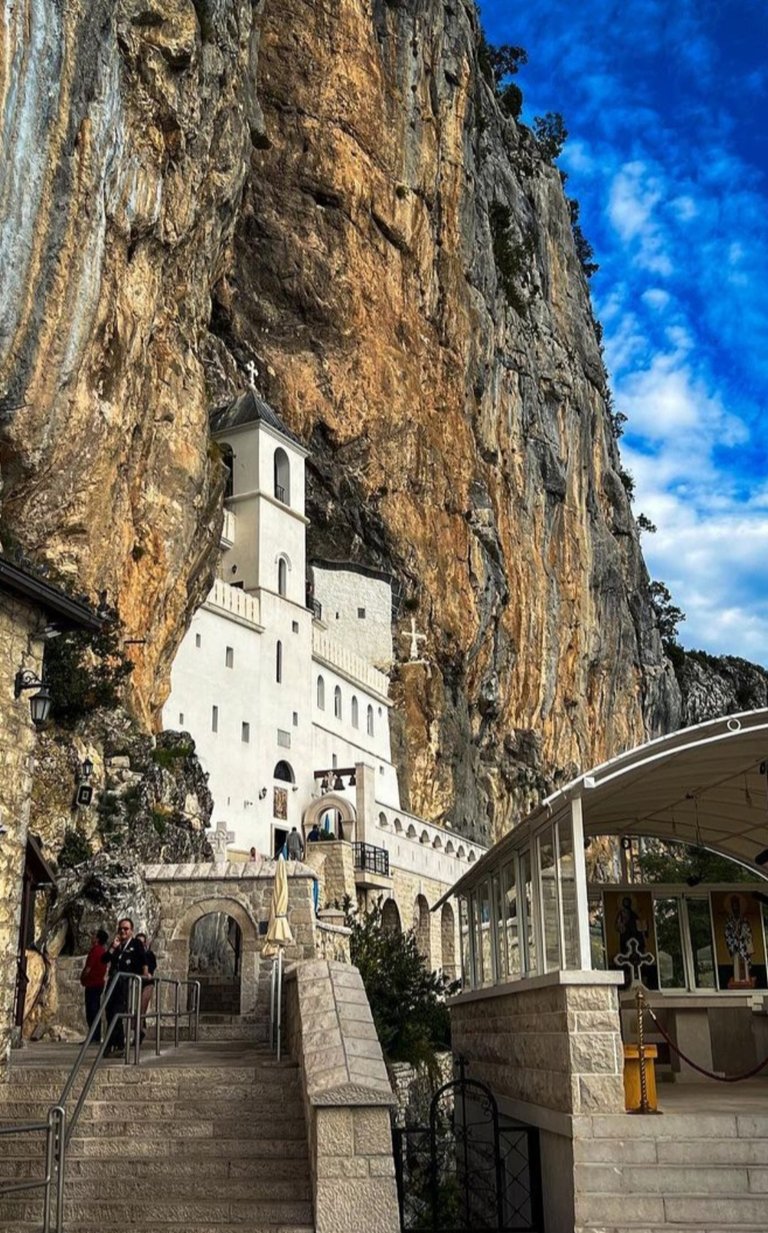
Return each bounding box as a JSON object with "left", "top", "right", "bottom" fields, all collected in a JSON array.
[
  {"left": 614, "top": 936, "right": 654, "bottom": 988},
  {"left": 245, "top": 360, "right": 258, "bottom": 390},
  {"left": 401, "top": 617, "right": 427, "bottom": 661},
  {"left": 209, "top": 819, "right": 235, "bottom": 860}
]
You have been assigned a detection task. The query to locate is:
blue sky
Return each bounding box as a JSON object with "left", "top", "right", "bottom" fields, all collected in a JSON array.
[{"left": 479, "top": 0, "right": 768, "bottom": 666}]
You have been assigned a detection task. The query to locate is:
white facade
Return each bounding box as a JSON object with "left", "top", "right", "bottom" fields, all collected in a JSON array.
[{"left": 163, "top": 390, "right": 485, "bottom": 884}]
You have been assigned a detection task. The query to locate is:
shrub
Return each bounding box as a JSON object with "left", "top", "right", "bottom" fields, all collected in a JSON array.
[
  {"left": 499, "top": 82, "right": 523, "bottom": 120},
  {"left": 345, "top": 898, "right": 458, "bottom": 1069},
  {"left": 44, "top": 606, "right": 134, "bottom": 727},
  {"left": 58, "top": 828, "right": 92, "bottom": 869},
  {"left": 533, "top": 112, "right": 567, "bottom": 162},
  {"left": 489, "top": 203, "right": 535, "bottom": 314}
]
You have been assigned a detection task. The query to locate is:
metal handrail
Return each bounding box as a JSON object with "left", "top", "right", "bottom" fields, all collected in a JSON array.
[
  {"left": 269, "top": 950, "right": 284, "bottom": 1062},
  {"left": 0, "top": 968, "right": 201, "bottom": 1231}
]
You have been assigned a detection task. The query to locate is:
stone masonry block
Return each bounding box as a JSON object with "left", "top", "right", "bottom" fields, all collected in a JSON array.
[
  {"left": 570, "top": 1033, "right": 621, "bottom": 1076},
  {"left": 316, "top": 1108, "right": 354, "bottom": 1157},
  {"left": 576, "top": 1074, "right": 625, "bottom": 1114},
  {"left": 315, "top": 1177, "right": 399, "bottom": 1233},
  {"left": 317, "top": 1155, "right": 370, "bottom": 1180},
  {"left": 353, "top": 1107, "right": 393, "bottom": 1156}
]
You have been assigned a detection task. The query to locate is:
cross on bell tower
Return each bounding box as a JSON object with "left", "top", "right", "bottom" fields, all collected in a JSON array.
[{"left": 245, "top": 360, "right": 258, "bottom": 390}]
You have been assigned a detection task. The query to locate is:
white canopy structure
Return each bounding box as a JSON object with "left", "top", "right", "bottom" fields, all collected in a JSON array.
[{"left": 437, "top": 710, "right": 768, "bottom": 990}]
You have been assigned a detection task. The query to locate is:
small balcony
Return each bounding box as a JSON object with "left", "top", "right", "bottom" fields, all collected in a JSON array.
[{"left": 353, "top": 842, "right": 392, "bottom": 890}]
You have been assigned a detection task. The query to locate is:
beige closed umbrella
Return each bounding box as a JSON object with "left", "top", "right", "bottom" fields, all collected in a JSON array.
[{"left": 263, "top": 854, "right": 294, "bottom": 956}]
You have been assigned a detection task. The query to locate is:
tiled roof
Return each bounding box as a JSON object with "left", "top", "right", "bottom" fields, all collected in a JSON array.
[{"left": 209, "top": 389, "right": 303, "bottom": 446}]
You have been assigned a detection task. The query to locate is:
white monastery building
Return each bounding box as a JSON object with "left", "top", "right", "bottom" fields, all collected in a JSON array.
[{"left": 163, "top": 388, "right": 484, "bottom": 965}]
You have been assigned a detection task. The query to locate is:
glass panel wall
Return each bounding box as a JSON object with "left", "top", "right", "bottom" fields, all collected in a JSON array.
[
  {"left": 459, "top": 896, "right": 471, "bottom": 989},
  {"left": 470, "top": 891, "right": 484, "bottom": 987},
  {"left": 478, "top": 881, "right": 493, "bottom": 985},
  {"left": 538, "top": 828, "right": 561, "bottom": 971},
  {"left": 501, "top": 860, "right": 521, "bottom": 979},
  {"left": 653, "top": 897, "right": 686, "bottom": 989},
  {"left": 558, "top": 818, "right": 581, "bottom": 968},
  {"left": 491, "top": 872, "right": 503, "bottom": 982},
  {"left": 686, "top": 896, "right": 716, "bottom": 989},
  {"left": 520, "top": 849, "right": 537, "bottom": 975}
]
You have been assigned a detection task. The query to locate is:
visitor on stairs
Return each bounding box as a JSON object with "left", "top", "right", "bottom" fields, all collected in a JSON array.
[
  {"left": 287, "top": 826, "right": 304, "bottom": 861},
  {"left": 100, "top": 917, "right": 147, "bottom": 1055},
  {"left": 80, "top": 928, "right": 109, "bottom": 1043},
  {"left": 136, "top": 931, "right": 158, "bottom": 1042}
]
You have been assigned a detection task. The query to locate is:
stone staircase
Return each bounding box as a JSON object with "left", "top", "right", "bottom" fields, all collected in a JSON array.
[
  {"left": 0, "top": 1038, "right": 313, "bottom": 1233},
  {"left": 574, "top": 1111, "right": 768, "bottom": 1232}
]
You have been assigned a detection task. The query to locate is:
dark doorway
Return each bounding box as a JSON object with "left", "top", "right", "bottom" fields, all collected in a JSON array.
[
  {"left": 14, "top": 835, "right": 56, "bottom": 1031},
  {"left": 273, "top": 827, "right": 289, "bottom": 858},
  {"left": 188, "top": 913, "right": 243, "bottom": 1014}
]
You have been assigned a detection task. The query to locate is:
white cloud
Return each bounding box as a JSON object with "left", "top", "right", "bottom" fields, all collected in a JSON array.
[{"left": 641, "top": 288, "right": 670, "bottom": 311}]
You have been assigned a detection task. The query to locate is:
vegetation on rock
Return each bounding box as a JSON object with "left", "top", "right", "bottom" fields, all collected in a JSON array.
[{"left": 44, "top": 606, "right": 134, "bottom": 727}]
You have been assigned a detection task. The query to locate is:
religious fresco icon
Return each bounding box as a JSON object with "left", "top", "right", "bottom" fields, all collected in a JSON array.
[
  {"left": 714, "top": 891, "right": 766, "bottom": 989},
  {"left": 603, "top": 890, "right": 658, "bottom": 990},
  {"left": 273, "top": 787, "right": 288, "bottom": 821}
]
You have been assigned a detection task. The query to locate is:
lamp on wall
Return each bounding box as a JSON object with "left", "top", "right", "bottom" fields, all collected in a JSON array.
[
  {"left": 258, "top": 787, "right": 268, "bottom": 800},
  {"left": 81, "top": 757, "right": 94, "bottom": 780},
  {"left": 14, "top": 669, "right": 52, "bottom": 728}
]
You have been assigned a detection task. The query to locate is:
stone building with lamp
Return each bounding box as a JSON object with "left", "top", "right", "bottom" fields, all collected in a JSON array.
[
  {"left": 163, "top": 387, "right": 486, "bottom": 973},
  {"left": 0, "top": 557, "right": 100, "bottom": 1077}
]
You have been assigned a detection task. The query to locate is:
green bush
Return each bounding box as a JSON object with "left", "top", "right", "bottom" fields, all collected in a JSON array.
[
  {"left": 489, "top": 203, "right": 534, "bottom": 314},
  {"left": 44, "top": 607, "right": 134, "bottom": 727},
  {"left": 152, "top": 744, "right": 194, "bottom": 769},
  {"left": 345, "top": 898, "right": 458, "bottom": 1070},
  {"left": 58, "top": 828, "right": 92, "bottom": 869}
]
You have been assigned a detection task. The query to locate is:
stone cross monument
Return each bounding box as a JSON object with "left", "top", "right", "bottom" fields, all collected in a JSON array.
[
  {"left": 401, "top": 617, "right": 427, "bottom": 662},
  {"left": 209, "top": 820, "right": 235, "bottom": 861}
]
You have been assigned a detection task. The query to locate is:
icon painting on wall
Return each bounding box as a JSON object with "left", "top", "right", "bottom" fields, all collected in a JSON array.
[{"left": 602, "top": 890, "right": 658, "bottom": 989}]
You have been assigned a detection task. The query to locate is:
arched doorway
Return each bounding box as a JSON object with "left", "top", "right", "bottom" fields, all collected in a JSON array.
[
  {"left": 382, "top": 899, "right": 402, "bottom": 934},
  {"left": 441, "top": 901, "right": 457, "bottom": 979},
  {"left": 415, "top": 894, "right": 431, "bottom": 966},
  {"left": 303, "top": 793, "right": 357, "bottom": 843},
  {"left": 188, "top": 912, "right": 243, "bottom": 1014}
]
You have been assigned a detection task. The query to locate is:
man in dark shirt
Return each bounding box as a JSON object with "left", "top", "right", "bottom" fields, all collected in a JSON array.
[
  {"left": 100, "top": 917, "right": 146, "bottom": 1055},
  {"left": 136, "top": 932, "right": 158, "bottom": 1041}
]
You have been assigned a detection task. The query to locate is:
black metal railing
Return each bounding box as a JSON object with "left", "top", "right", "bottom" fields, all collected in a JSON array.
[
  {"left": 275, "top": 483, "right": 287, "bottom": 503},
  {"left": 354, "top": 842, "right": 390, "bottom": 877}
]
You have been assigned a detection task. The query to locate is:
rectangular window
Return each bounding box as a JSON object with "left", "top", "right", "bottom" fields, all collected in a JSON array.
[
  {"left": 538, "top": 829, "right": 561, "bottom": 971},
  {"left": 195, "top": 633, "right": 201, "bottom": 648},
  {"left": 178, "top": 712, "right": 184, "bottom": 725},
  {"left": 520, "top": 849, "right": 537, "bottom": 975},
  {"left": 225, "top": 646, "right": 234, "bottom": 668},
  {"left": 357, "top": 607, "right": 366, "bottom": 618},
  {"left": 277, "top": 729, "right": 291, "bottom": 748},
  {"left": 241, "top": 722, "right": 250, "bottom": 743},
  {"left": 502, "top": 860, "right": 521, "bottom": 979},
  {"left": 292, "top": 620, "right": 299, "bottom": 634},
  {"left": 686, "top": 896, "right": 716, "bottom": 990},
  {"left": 292, "top": 712, "right": 299, "bottom": 727},
  {"left": 557, "top": 819, "right": 580, "bottom": 968},
  {"left": 590, "top": 897, "right": 608, "bottom": 970},
  {"left": 458, "top": 896, "right": 472, "bottom": 989},
  {"left": 477, "top": 882, "right": 492, "bottom": 985},
  {"left": 211, "top": 705, "right": 218, "bottom": 733},
  {"left": 490, "top": 872, "right": 502, "bottom": 983},
  {"left": 653, "top": 897, "right": 686, "bottom": 989}
]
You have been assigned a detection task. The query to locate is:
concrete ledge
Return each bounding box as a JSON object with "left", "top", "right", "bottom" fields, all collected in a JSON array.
[
  {"left": 449, "top": 968, "right": 624, "bottom": 1005},
  {"left": 143, "top": 860, "right": 317, "bottom": 881}
]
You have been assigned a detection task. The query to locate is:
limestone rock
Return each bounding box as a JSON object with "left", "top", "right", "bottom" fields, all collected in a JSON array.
[
  {"left": 675, "top": 651, "right": 768, "bottom": 727},
  {"left": 45, "top": 850, "right": 161, "bottom": 953}
]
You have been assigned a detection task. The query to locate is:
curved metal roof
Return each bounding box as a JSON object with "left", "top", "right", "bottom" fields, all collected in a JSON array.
[{"left": 442, "top": 710, "right": 768, "bottom": 903}]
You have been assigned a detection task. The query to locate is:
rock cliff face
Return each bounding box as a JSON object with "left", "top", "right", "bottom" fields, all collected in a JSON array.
[
  {"left": 1, "top": 0, "right": 683, "bottom": 844},
  {"left": 0, "top": 0, "right": 264, "bottom": 723},
  {"left": 674, "top": 650, "right": 768, "bottom": 728},
  {"left": 219, "top": 0, "right": 680, "bottom": 837}
]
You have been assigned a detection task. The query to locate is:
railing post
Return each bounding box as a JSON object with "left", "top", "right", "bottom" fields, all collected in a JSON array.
[
  {"left": 155, "top": 979, "right": 162, "bottom": 1056},
  {"left": 42, "top": 1109, "right": 55, "bottom": 1233},
  {"left": 193, "top": 980, "right": 201, "bottom": 1042},
  {"left": 174, "top": 981, "right": 180, "bottom": 1050},
  {"left": 133, "top": 976, "right": 142, "bottom": 1065},
  {"left": 53, "top": 1106, "right": 65, "bottom": 1233}
]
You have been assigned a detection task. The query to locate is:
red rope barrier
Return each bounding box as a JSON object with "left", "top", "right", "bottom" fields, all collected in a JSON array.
[{"left": 647, "top": 1005, "right": 768, "bottom": 1082}]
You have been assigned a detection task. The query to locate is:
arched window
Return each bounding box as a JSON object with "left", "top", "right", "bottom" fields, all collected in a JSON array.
[
  {"left": 334, "top": 685, "right": 342, "bottom": 719},
  {"left": 317, "top": 675, "right": 325, "bottom": 709},
  {"left": 366, "top": 704, "right": 374, "bottom": 736},
  {"left": 220, "top": 443, "right": 234, "bottom": 500},
  {"left": 277, "top": 557, "right": 288, "bottom": 596},
  {"left": 351, "top": 696, "right": 359, "bottom": 728},
  {"left": 273, "top": 760, "right": 294, "bottom": 783},
  {"left": 276, "top": 640, "right": 283, "bottom": 682},
  {"left": 274, "top": 448, "right": 290, "bottom": 504}
]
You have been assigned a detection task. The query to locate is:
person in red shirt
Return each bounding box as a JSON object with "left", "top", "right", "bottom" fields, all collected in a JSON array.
[{"left": 80, "top": 928, "right": 109, "bottom": 1042}]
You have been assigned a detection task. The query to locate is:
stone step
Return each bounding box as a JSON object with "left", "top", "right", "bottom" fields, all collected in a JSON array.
[
  {"left": 0, "top": 1197, "right": 314, "bottom": 1225},
  {"left": 0, "top": 1093, "right": 304, "bottom": 1122},
  {"left": 1, "top": 1225, "right": 313, "bottom": 1233},
  {"left": 59, "top": 1177, "right": 311, "bottom": 1202},
  {"left": 0, "top": 1154, "right": 310, "bottom": 1181},
  {"left": 577, "top": 1192, "right": 768, "bottom": 1226},
  {"left": 0, "top": 1134, "right": 309, "bottom": 1162},
  {"left": 588, "top": 1112, "right": 768, "bottom": 1139},
  {"left": 579, "top": 1160, "right": 768, "bottom": 1195},
  {"left": 575, "top": 1135, "right": 768, "bottom": 1165}
]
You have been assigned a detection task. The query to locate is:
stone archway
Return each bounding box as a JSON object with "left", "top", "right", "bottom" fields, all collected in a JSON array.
[
  {"left": 414, "top": 894, "right": 431, "bottom": 967},
  {"left": 382, "top": 898, "right": 402, "bottom": 934},
  {"left": 303, "top": 793, "right": 357, "bottom": 843},
  {"left": 189, "top": 913, "right": 243, "bottom": 1014},
  {"left": 166, "top": 896, "right": 260, "bottom": 1015}
]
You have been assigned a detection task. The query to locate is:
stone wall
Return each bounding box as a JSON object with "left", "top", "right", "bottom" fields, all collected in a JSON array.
[
  {"left": 449, "top": 972, "right": 625, "bottom": 1117},
  {"left": 0, "top": 591, "right": 43, "bottom": 1076},
  {"left": 304, "top": 840, "right": 356, "bottom": 909},
  {"left": 144, "top": 860, "right": 318, "bottom": 1016},
  {"left": 284, "top": 961, "right": 399, "bottom": 1233}
]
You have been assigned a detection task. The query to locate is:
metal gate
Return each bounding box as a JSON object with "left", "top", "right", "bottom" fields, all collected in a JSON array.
[{"left": 392, "top": 1059, "right": 543, "bottom": 1233}]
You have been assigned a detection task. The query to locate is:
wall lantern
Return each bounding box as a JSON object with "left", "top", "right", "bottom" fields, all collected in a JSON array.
[
  {"left": 81, "top": 757, "right": 94, "bottom": 780},
  {"left": 14, "top": 669, "right": 52, "bottom": 728}
]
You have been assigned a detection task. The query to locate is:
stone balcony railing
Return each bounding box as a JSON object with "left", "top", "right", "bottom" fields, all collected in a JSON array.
[
  {"left": 312, "top": 627, "right": 390, "bottom": 700},
  {"left": 371, "top": 803, "right": 485, "bottom": 884},
  {"left": 204, "top": 578, "right": 261, "bottom": 627}
]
